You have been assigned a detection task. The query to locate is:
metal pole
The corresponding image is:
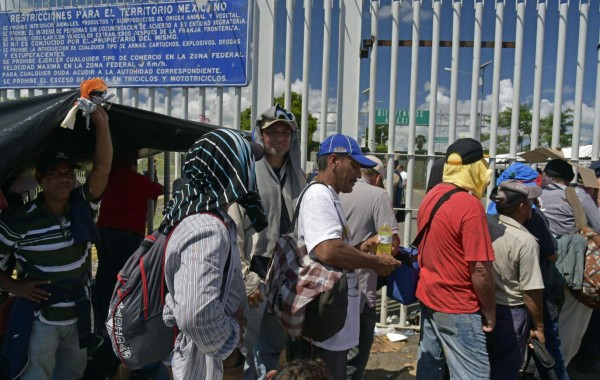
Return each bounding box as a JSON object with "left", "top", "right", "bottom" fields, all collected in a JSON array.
[
  {"left": 571, "top": 1, "right": 589, "bottom": 167},
  {"left": 531, "top": 1, "right": 547, "bottom": 152},
  {"left": 147, "top": 87, "right": 156, "bottom": 233},
  {"left": 300, "top": 0, "right": 312, "bottom": 171},
  {"left": 487, "top": 0, "right": 505, "bottom": 202},
  {"left": 251, "top": 0, "right": 260, "bottom": 125},
  {"left": 367, "top": 0, "right": 379, "bottom": 152},
  {"left": 284, "top": 0, "right": 295, "bottom": 110},
  {"left": 469, "top": 1, "right": 484, "bottom": 138},
  {"left": 552, "top": 2, "right": 569, "bottom": 148},
  {"left": 382, "top": 0, "right": 400, "bottom": 327},
  {"left": 234, "top": 88, "right": 242, "bottom": 130},
  {"left": 427, "top": 0, "right": 442, "bottom": 183},
  {"left": 164, "top": 88, "right": 172, "bottom": 205},
  {"left": 216, "top": 87, "right": 224, "bottom": 126},
  {"left": 116, "top": 88, "right": 123, "bottom": 104},
  {"left": 592, "top": 30, "right": 600, "bottom": 161},
  {"left": 509, "top": 1, "right": 525, "bottom": 161},
  {"left": 320, "top": 0, "right": 333, "bottom": 142},
  {"left": 336, "top": 0, "right": 345, "bottom": 134},
  {"left": 401, "top": 0, "right": 421, "bottom": 329},
  {"left": 448, "top": 0, "right": 462, "bottom": 144},
  {"left": 199, "top": 88, "right": 206, "bottom": 121}
]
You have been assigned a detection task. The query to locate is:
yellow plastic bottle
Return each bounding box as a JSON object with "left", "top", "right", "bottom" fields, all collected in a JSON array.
[{"left": 377, "top": 225, "right": 392, "bottom": 255}]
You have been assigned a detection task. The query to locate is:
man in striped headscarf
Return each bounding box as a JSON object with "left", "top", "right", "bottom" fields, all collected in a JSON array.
[{"left": 161, "top": 128, "right": 267, "bottom": 380}]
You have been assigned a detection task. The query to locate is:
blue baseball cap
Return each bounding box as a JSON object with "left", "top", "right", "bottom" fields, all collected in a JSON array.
[{"left": 318, "top": 134, "right": 377, "bottom": 168}]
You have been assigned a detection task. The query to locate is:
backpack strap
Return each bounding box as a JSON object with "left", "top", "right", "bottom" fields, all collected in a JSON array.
[
  {"left": 564, "top": 185, "right": 588, "bottom": 231},
  {"left": 290, "top": 181, "right": 328, "bottom": 232},
  {"left": 410, "top": 186, "right": 463, "bottom": 249}
]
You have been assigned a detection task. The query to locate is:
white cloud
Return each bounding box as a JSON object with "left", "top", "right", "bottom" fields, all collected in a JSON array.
[{"left": 378, "top": 3, "right": 433, "bottom": 23}]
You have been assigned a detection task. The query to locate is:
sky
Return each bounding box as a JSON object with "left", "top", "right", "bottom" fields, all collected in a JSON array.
[{"left": 3, "top": 0, "right": 599, "bottom": 152}]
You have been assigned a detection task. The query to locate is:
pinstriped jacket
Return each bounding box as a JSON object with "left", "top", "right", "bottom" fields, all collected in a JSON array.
[{"left": 163, "top": 210, "right": 247, "bottom": 380}]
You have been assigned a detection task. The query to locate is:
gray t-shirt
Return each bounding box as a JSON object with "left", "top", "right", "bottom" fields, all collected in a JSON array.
[
  {"left": 339, "top": 178, "right": 398, "bottom": 310},
  {"left": 540, "top": 183, "right": 600, "bottom": 235}
]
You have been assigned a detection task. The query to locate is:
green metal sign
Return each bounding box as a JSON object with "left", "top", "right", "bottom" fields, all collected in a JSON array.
[
  {"left": 434, "top": 137, "right": 449, "bottom": 143},
  {"left": 375, "top": 109, "right": 430, "bottom": 126}
]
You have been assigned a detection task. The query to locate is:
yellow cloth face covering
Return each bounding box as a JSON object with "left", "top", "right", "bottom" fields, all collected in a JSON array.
[{"left": 442, "top": 153, "right": 491, "bottom": 199}]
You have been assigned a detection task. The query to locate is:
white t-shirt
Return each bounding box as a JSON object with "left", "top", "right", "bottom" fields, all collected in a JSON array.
[
  {"left": 400, "top": 171, "right": 408, "bottom": 187},
  {"left": 298, "top": 184, "right": 360, "bottom": 351}
]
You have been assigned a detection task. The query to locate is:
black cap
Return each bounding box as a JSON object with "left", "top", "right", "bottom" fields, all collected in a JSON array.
[
  {"left": 36, "top": 151, "right": 80, "bottom": 173},
  {"left": 543, "top": 159, "right": 574, "bottom": 182},
  {"left": 445, "top": 138, "right": 484, "bottom": 165}
]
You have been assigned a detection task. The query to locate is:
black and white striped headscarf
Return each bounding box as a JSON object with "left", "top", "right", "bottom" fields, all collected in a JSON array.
[{"left": 160, "top": 129, "right": 267, "bottom": 234}]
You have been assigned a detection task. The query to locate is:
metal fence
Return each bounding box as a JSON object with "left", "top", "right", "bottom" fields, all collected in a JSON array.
[{"left": 2, "top": 0, "right": 600, "bottom": 326}]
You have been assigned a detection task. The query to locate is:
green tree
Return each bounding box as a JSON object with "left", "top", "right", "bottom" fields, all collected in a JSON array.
[
  {"left": 483, "top": 104, "right": 532, "bottom": 153},
  {"left": 416, "top": 134, "right": 427, "bottom": 153},
  {"left": 240, "top": 92, "right": 319, "bottom": 160},
  {"left": 539, "top": 109, "right": 573, "bottom": 148}
]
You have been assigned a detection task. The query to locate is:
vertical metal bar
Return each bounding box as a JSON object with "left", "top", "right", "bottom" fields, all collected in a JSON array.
[
  {"left": 367, "top": 0, "right": 379, "bottom": 152},
  {"left": 320, "top": 0, "right": 333, "bottom": 141},
  {"left": 199, "top": 88, "right": 206, "bottom": 121},
  {"left": 0, "top": 90, "right": 7, "bottom": 102},
  {"left": 116, "top": 88, "right": 123, "bottom": 104},
  {"left": 284, "top": 0, "right": 295, "bottom": 110},
  {"left": 552, "top": 2, "right": 569, "bottom": 148},
  {"left": 427, "top": 0, "right": 442, "bottom": 183},
  {"left": 250, "top": 0, "right": 260, "bottom": 125},
  {"left": 593, "top": 30, "right": 600, "bottom": 161},
  {"left": 571, "top": 1, "right": 589, "bottom": 166},
  {"left": 469, "top": 1, "right": 483, "bottom": 138},
  {"left": 336, "top": 0, "right": 346, "bottom": 134},
  {"left": 147, "top": 87, "right": 156, "bottom": 233},
  {"left": 487, "top": 1, "right": 505, "bottom": 201},
  {"left": 509, "top": 1, "right": 525, "bottom": 161},
  {"left": 131, "top": 88, "right": 139, "bottom": 108},
  {"left": 255, "top": 0, "right": 277, "bottom": 119},
  {"left": 382, "top": 0, "right": 400, "bottom": 327},
  {"left": 164, "top": 87, "right": 172, "bottom": 205},
  {"left": 448, "top": 0, "right": 462, "bottom": 144},
  {"left": 300, "top": 0, "right": 312, "bottom": 171},
  {"left": 216, "top": 87, "right": 224, "bottom": 126},
  {"left": 531, "top": 1, "right": 547, "bottom": 151},
  {"left": 401, "top": 0, "right": 421, "bottom": 329},
  {"left": 337, "top": 0, "right": 362, "bottom": 138},
  {"left": 233, "top": 87, "right": 242, "bottom": 130}
]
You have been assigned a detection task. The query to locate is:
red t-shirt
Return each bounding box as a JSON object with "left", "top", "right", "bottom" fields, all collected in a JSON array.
[
  {"left": 97, "top": 168, "right": 163, "bottom": 236},
  {"left": 415, "top": 184, "right": 495, "bottom": 314}
]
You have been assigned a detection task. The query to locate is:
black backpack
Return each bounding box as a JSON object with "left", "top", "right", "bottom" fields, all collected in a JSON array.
[{"left": 105, "top": 212, "right": 226, "bottom": 370}]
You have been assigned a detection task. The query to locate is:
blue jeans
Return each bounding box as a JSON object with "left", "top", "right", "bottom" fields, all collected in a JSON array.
[
  {"left": 20, "top": 319, "right": 87, "bottom": 380},
  {"left": 417, "top": 304, "right": 490, "bottom": 380},
  {"left": 347, "top": 304, "right": 377, "bottom": 380},
  {"left": 543, "top": 305, "right": 569, "bottom": 380},
  {"left": 243, "top": 283, "right": 285, "bottom": 380},
  {"left": 486, "top": 305, "right": 528, "bottom": 380}
]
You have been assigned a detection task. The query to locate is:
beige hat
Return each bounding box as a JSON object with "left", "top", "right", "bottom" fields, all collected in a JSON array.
[{"left": 364, "top": 155, "right": 385, "bottom": 178}]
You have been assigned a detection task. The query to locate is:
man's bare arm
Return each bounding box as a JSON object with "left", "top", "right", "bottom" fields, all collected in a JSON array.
[
  {"left": 470, "top": 260, "right": 496, "bottom": 332},
  {"left": 315, "top": 238, "right": 400, "bottom": 276},
  {"left": 87, "top": 106, "right": 113, "bottom": 200},
  {"left": 523, "top": 289, "right": 545, "bottom": 345}
]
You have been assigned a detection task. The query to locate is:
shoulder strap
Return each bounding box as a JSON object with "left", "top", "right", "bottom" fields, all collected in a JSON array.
[
  {"left": 410, "top": 187, "right": 463, "bottom": 249},
  {"left": 290, "top": 181, "right": 327, "bottom": 232},
  {"left": 564, "top": 186, "right": 588, "bottom": 231}
]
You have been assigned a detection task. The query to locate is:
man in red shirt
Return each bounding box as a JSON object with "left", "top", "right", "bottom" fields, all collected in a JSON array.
[
  {"left": 416, "top": 138, "right": 496, "bottom": 380},
  {"left": 94, "top": 151, "right": 163, "bottom": 333}
]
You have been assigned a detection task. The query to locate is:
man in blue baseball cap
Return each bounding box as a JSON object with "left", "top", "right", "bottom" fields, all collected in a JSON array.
[{"left": 288, "top": 134, "right": 400, "bottom": 379}]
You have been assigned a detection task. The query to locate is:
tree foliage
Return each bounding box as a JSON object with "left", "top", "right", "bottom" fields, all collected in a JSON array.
[
  {"left": 240, "top": 92, "right": 319, "bottom": 160},
  {"left": 482, "top": 104, "right": 572, "bottom": 153}
]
